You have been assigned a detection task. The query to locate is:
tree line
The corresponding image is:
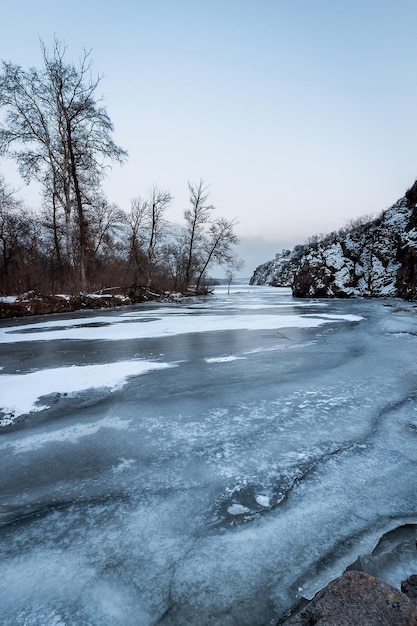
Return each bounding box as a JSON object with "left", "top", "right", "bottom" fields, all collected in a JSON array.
[{"left": 0, "top": 40, "right": 240, "bottom": 296}]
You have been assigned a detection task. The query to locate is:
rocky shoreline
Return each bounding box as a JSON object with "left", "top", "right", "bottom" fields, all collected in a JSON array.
[{"left": 0, "top": 288, "right": 186, "bottom": 319}]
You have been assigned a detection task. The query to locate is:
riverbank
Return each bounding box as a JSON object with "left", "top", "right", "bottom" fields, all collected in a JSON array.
[{"left": 0, "top": 288, "right": 186, "bottom": 319}]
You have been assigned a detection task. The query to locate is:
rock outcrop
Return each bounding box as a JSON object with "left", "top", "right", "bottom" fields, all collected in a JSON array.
[
  {"left": 251, "top": 181, "right": 417, "bottom": 300},
  {"left": 285, "top": 570, "right": 417, "bottom": 625},
  {"left": 249, "top": 248, "right": 302, "bottom": 287}
]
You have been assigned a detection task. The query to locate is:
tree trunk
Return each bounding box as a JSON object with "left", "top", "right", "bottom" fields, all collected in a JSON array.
[
  {"left": 66, "top": 120, "right": 88, "bottom": 291},
  {"left": 51, "top": 192, "right": 62, "bottom": 269}
]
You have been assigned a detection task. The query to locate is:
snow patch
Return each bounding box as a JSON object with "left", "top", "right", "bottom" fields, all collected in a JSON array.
[
  {"left": 305, "top": 313, "right": 364, "bottom": 322},
  {"left": 112, "top": 458, "right": 136, "bottom": 472},
  {"left": 0, "top": 312, "right": 356, "bottom": 345},
  {"left": 205, "top": 356, "right": 246, "bottom": 363},
  {"left": 255, "top": 495, "right": 271, "bottom": 507},
  {"left": 0, "top": 296, "right": 20, "bottom": 303},
  {"left": 0, "top": 360, "right": 174, "bottom": 425},
  {"left": 227, "top": 504, "right": 251, "bottom": 515}
]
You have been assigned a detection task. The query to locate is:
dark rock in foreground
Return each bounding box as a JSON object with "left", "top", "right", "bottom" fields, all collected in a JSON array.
[
  {"left": 285, "top": 571, "right": 417, "bottom": 625},
  {"left": 402, "top": 575, "right": 417, "bottom": 602}
]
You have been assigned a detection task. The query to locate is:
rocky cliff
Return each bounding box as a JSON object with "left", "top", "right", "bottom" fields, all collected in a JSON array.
[
  {"left": 249, "top": 248, "right": 302, "bottom": 287},
  {"left": 251, "top": 182, "right": 417, "bottom": 300}
]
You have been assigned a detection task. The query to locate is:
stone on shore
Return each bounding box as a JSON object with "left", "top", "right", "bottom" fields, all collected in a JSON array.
[{"left": 285, "top": 570, "right": 417, "bottom": 625}]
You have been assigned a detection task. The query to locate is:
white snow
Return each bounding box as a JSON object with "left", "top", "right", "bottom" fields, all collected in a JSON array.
[
  {"left": 88, "top": 293, "right": 116, "bottom": 299},
  {"left": 205, "top": 356, "right": 246, "bottom": 363},
  {"left": 255, "top": 495, "right": 271, "bottom": 507},
  {"left": 0, "top": 360, "right": 174, "bottom": 425},
  {"left": 0, "top": 311, "right": 362, "bottom": 344},
  {"left": 227, "top": 504, "right": 251, "bottom": 515},
  {"left": 305, "top": 313, "right": 364, "bottom": 322},
  {"left": 0, "top": 296, "right": 19, "bottom": 303},
  {"left": 323, "top": 243, "right": 345, "bottom": 270},
  {"left": 112, "top": 458, "right": 136, "bottom": 472}
]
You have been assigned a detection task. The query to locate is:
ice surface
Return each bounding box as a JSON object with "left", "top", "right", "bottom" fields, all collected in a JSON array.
[
  {"left": 1, "top": 286, "right": 417, "bottom": 625},
  {"left": 0, "top": 304, "right": 362, "bottom": 344},
  {"left": 0, "top": 416, "right": 132, "bottom": 454}
]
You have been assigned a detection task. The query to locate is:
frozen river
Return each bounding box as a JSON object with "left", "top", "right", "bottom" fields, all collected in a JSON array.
[{"left": 1, "top": 285, "right": 417, "bottom": 625}]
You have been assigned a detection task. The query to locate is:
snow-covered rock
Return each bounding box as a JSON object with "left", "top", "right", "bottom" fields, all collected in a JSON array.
[
  {"left": 250, "top": 248, "right": 305, "bottom": 287},
  {"left": 250, "top": 181, "right": 417, "bottom": 300}
]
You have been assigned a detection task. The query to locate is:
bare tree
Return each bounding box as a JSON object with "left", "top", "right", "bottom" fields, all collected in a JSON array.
[
  {"left": 183, "top": 179, "right": 214, "bottom": 289},
  {"left": 88, "top": 197, "right": 126, "bottom": 260},
  {"left": 195, "top": 217, "right": 239, "bottom": 291},
  {"left": 156, "top": 221, "right": 188, "bottom": 291},
  {"left": 0, "top": 38, "right": 127, "bottom": 290},
  {"left": 225, "top": 256, "right": 245, "bottom": 294},
  {"left": 0, "top": 175, "right": 44, "bottom": 293},
  {"left": 0, "top": 176, "right": 24, "bottom": 282},
  {"left": 126, "top": 188, "right": 172, "bottom": 288},
  {"left": 145, "top": 186, "right": 172, "bottom": 286},
  {"left": 126, "top": 195, "right": 148, "bottom": 285}
]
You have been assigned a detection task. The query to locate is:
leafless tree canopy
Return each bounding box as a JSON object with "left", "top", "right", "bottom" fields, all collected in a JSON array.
[
  {"left": 0, "top": 43, "right": 240, "bottom": 297},
  {"left": 0, "top": 38, "right": 127, "bottom": 290}
]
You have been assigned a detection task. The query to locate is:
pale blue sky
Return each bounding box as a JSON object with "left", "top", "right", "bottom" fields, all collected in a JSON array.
[{"left": 2, "top": 1, "right": 417, "bottom": 272}]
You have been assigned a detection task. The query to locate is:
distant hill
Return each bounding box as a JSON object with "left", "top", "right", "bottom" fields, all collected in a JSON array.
[{"left": 250, "top": 181, "right": 417, "bottom": 300}]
